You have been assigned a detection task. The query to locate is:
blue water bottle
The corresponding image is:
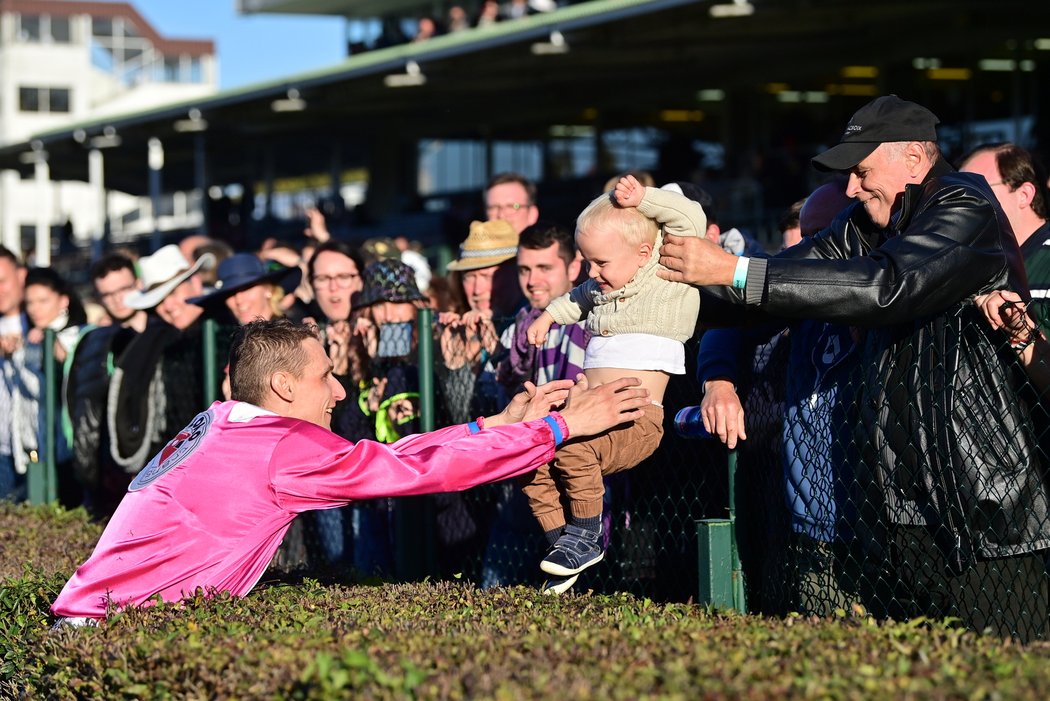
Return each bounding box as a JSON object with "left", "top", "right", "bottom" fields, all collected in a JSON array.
[{"left": 674, "top": 406, "right": 711, "bottom": 439}]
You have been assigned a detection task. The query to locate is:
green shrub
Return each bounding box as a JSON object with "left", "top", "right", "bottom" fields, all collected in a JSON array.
[{"left": 3, "top": 504, "right": 1049, "bottom": 699}]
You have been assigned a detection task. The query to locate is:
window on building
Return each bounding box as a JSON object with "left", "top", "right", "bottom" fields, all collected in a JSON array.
[
  {"left": 162, "top": 57, "right": 180, "bottom": 82},
  {"left": 50, "top": 16, "right": 71, "bottom": 43},
  {"left": 92, "top": 17, "right": 113, "bottom": 38},
  {"left": 18, "top": 14, "right": 72, "bottom": 43},
  {"left": 19, "top": 87, "right": 71, "bottom": 113},
  {"left": 18, "top": 15, "right": 41, "bottom": 41},
  {"left": 18, "top": 87, "right": 40, "bottom": 112},
  {"left": 49, "top": 88, "right": 70, "bottom": 113}
]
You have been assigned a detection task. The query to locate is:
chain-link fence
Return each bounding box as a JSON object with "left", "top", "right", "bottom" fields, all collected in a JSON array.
[{"left": 31, "top": 305, "right": 1050, "bottom": 641}]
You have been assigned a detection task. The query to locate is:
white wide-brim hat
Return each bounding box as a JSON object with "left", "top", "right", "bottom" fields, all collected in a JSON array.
[{"left": 125, "top": 244, "right": 216, "bottom": 311}]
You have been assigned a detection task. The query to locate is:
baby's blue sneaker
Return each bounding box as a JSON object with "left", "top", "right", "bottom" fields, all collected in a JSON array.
[
  {"left": 540, "top": 524, "right": 604, "bottom": 577},
  {"left": 541, "top": 573, "right": 580, "bottom": 595}
]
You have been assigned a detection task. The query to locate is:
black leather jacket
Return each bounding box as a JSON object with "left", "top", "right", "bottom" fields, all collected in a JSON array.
[{"left": 727, "top": 159, "right": 1050, "bottom": 568}]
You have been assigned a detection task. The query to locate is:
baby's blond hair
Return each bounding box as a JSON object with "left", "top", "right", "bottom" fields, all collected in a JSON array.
[{"left": 575, "top": 192, "right": 659, "bottom": 248}]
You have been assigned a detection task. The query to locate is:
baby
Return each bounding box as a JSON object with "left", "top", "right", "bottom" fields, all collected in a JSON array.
[{"left": 524, "top": 174, "right": 705, "bottom": 593}]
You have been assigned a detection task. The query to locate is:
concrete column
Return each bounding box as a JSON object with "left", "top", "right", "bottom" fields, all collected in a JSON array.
[
  {"left": 0, "top": 170, "right": 19, "bottom": 255},
  {"left": 263, "top": 146, "right": 274, "bottom": 219},
  {"left": 88, "top": 148, "right": 105, "bottom": 259},
  {"left": 34, "top": 156, "right": 51, "bottom": 267},
  {"left": 148, "top": 138, "right": 164, "bottom": 252},
  {"left": 329, "top": 142, "right": 342, "bottom": 201},
  {"left": 194, "top": 134, "right": 207, "bottom": 235}
]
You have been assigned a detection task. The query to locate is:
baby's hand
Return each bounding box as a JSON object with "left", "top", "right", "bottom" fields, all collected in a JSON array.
[
  {"left": 527, "top": 311, "right": 555, "bottom": 347},
  {"left": 614, "top": 174, "right": 645, "bottom": 208}
]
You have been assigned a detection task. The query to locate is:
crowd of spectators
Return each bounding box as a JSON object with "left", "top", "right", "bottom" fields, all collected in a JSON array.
[
  {"left": 354, "top": 1, "right": 577, "bottom": 51},
  {"left": 6, "top": 93, "right": 1050, "bottom": 640}
]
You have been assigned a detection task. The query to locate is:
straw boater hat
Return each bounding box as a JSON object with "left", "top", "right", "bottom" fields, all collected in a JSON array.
[
  {"left": 124, "top": 244, "right": 216, "bottom": 311},
  {"left": 445, "top": 220, "right": 519, "bottom": 272}
]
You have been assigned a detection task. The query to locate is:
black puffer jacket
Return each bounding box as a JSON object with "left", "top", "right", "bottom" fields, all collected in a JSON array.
[{"left": 726, "top": 159, "right": 1050, "bottom": 568}]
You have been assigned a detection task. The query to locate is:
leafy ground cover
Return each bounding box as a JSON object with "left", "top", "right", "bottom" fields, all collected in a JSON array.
[{"left": 2, "top": 503, "right": 1048, "bottom": 699}]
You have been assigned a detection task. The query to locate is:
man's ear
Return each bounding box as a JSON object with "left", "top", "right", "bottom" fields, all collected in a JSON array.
[
  {"left": 905, "top": 142, "right": 928, "bottom": 175},
  {"left": 1016, "top": 181, "right": 1037, "bottom": 211},
  {"left": 270, "top": 370, "right": 295, "bottom": 403},
  {"left": 567, "top": 253, "right": 582, "bottom": 282}
]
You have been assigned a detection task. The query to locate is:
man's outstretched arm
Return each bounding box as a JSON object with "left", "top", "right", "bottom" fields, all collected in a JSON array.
[{"left": 273, "top": 376, "right": 650, "bottom": 507}]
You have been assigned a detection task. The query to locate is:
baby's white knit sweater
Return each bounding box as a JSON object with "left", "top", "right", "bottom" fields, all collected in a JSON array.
[{"left": 546, "top": 186, "right": 704, "bottom": 343}]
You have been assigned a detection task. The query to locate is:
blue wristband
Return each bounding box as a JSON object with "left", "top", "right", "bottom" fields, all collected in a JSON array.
[
  {"left": 732, "top": 256, "right": 750, "bottom": 290},
  {"left": 542, "top": 415, "right": 564, "bottom": 446}
]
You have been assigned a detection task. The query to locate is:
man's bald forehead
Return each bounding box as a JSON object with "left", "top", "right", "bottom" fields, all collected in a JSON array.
[{"left": 800, "top": 178, "right": 853, "bottom": 236}]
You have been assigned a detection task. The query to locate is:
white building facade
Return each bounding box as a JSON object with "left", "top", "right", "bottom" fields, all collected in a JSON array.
[{"left": 0, "top": 0, "right": 217, "bottom": 259}]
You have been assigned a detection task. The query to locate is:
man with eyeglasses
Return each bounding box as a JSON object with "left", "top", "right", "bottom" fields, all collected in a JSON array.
[
  {"left": 485, "top": 172, "right": 540, "bottom": 235},
  {"left": 959, "top": 143, "right": 1050, "bottom": 335}
]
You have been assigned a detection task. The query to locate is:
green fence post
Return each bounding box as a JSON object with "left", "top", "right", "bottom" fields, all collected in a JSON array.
[
  {"left": 697, "top": 447, "right": 746, "bottom": 613},
  {"left": 203, "top": 318, "right": 217, "bottom": 405},
  {"left": 28, "top": 329, "right": 58, "bottom": 505},
  {"left": 727, "top": 447, "right": 746, "bottom": 613},
  {"left": 394, "top": 308, "right": 437, "bottom": 580},
  {"left": 417, "top": 308, "right": 435, "bottom": 433},
  {"left": 696, "top": 518, "right": 734, "bottom": 607}
]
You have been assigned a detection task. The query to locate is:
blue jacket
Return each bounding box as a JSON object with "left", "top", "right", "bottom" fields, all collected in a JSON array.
[{"left": 697, "top": 318, "right": 858, "bottom": 542}]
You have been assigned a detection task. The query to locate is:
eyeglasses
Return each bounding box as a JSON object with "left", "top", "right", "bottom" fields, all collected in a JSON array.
[
  {"left": 97, "top": 283, "right": 136, "bottom": 302},
  {"left": 312, "top": 272, "right": 360, "bottom": 287},
  {"left": 486, "top": 202, "right": 532, "bottom": 215}
]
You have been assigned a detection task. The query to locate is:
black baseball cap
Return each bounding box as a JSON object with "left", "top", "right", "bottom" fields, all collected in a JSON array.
[{"left": 812, "top": 95, "right": 940, "bottom": 172}]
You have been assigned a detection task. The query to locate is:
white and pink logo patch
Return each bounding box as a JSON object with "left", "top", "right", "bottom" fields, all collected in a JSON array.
[{"left": 129, "top": 410, "right": 212, "bottom": 491}]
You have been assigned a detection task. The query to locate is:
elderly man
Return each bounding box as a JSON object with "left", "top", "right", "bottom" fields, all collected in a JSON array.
[
  {"left": 661, "top": 95, "right": 1049, "bottom": 641},
  {"left": 51, "top": 318, "right": 649, "bottom": 624}
]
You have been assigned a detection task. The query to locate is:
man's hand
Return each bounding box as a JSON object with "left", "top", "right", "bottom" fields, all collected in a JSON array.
[
  {"left": 974, "top": 289, "right": 1035, "bottom": 340},
  {"left": 325, "top": 319, "right": 352, "bottom": 375},
  {"left": 614, "top": 174, "right": 645, "bottom": 208},
  {"left": 489, "top": 379, "right": 575, "bottom": 427},
  {"left": 303, "top": 207, "right": 331, "bottom": 244},
  {"left": 527, "top": 310, "right": 555, "bottom": 346},
  {"left": 657, "top": 233, "right": 737, "bottom": 286},
  {"left": 557, "top": 375, "right": 650, "bottom": 438},
  {"left": 0, "top": 333, "right": 21, "bottom": 357},
  {"left": 701, "top": 379, "right": 747, "bottom": 449}
]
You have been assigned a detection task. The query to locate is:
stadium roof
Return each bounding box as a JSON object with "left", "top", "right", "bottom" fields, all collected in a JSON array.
[{"left": 0, "top": 0, "right": 1046, "bottom": 197}]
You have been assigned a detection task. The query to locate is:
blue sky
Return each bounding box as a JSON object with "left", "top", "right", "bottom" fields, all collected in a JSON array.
[{"left": 133, "top": 1, "right": 347, "bottom": 90}]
